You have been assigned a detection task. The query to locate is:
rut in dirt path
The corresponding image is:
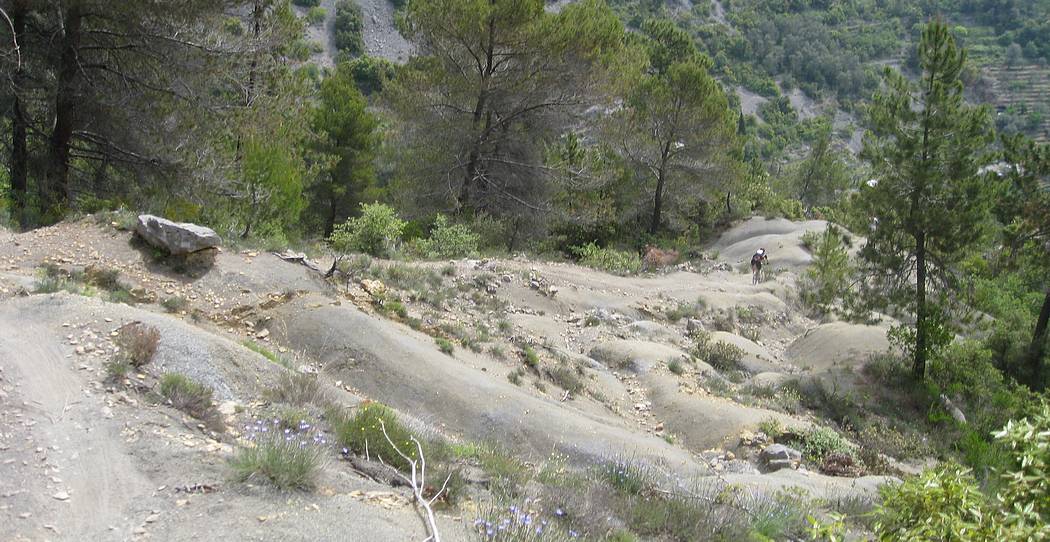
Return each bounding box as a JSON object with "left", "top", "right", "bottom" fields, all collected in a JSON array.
[{"left": 0, "top": 315, "right": 153, "bottom": 541}]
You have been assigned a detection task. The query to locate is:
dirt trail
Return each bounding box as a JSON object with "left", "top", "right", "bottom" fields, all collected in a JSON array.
[{"left": 0, "top": 314, "right": 153, "bottom": 541}]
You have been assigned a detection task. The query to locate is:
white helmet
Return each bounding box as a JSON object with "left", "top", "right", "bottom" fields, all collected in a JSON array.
[{"left": 757, "top": 249, "right": 765, "bottom": 256}]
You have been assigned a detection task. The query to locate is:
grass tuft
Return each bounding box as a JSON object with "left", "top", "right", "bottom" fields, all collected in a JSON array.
[{"left": 158, "top": 373, "right": 223, "bottom": 431}]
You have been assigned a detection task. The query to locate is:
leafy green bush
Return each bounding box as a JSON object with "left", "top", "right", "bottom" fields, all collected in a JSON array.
[
  {"left": 333, "top": 0, "right": 364, "bottom": 57},
  {"left": 571, "top": 242, "right": 642, "bottom": 276},
  {"left": 329, "top": 203, "right": 406, "bottom": 258},
  {"left": 413, "top": 215, "right": 480, "bottom": 259},
  {"left": 793, "top": 426, "right": 852, "bottom": 463},
  {"left": 345, "top": 55, "right": 396, "bottom": 95},
  {"left": 331, "top": 403, "right": 420, "bottom": 472},
  {"left": 870, "top": 402, "right": 1050, "bottom": 540}
]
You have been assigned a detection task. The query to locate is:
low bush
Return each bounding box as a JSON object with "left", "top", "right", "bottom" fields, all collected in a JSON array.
[
  {"left": 667, "top": 359, "right": 685, "bottom": 375},
  {"left": 694, "top": 335, "right": 745, "bottom": 373},
  {"left": 522, "top": 346, "right": 540, "bottom": 369},
  {"left": 547, "top": 363, "right": 585, "bottom": 394},
  {"left": 792, "top": 426, "right": 853, "bottom": 464},
  {"left": 414, "top": 215, "right": 480, "bottom": 259},
  {"left": 305, "top": 6, "right": 326, "bottom": 25},
  {"left": 331, "top": 403, "right": 421, "bottom": 472},
  {"left": 159, "top": 373, "right": 222, "bottom": 430},
  {"left": 231, "top": 427, "right": 326, "bottom": 491},
  {"left": 665, "top": 300, "right": 703, "bottom": 323},
  {"left": 104, "top": 359, "right": 132, "bottom": 382},
  {"left": 292, "top": 0, "right": 320, "bottom": 6},
  {"left": 436, "top": 337, "right": 455, "bottom": 355},
  {"left": 332, "top": 0, "right": 364, "bottom": 57},
  {"left": 571, "top": 242, "right": 642, "bottom": 276},
  {"left": 116, "top": 322, "right": 160, "bottom": 367},
  {"left": 330, "top": 203, "right": 405, "bottom": 258},
  {"left": 161, "top": 296, "right": 189, "bottom": 313}
]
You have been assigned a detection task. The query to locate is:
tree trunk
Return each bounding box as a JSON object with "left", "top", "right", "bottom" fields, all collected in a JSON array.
[
  {"left": 8, "top": 0, "right": 28, "bottom": 227},
  {"left": 650, "top": 167, "right": 666, "bottom": 235},
  {"left": 914, "top": 232, "right": 928, "bottom": 380},
  {"left": 650, "top": 142, "right": 672, "bottom": 235},
  {"left": 1027, "top": 289, "right": 1050, "bottom": 388},
  {"left": 43, "top": 2, "right": 83, "bottom": 215},
  {"left": 461, "top": 15, "right": 496, "bottom": 211},
  {"left": 323, "top": 197, "right": 338, "bottom": 239}
]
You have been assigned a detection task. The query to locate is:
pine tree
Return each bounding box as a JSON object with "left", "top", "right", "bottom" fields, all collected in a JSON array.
[
  {"left": 999, "top": 134, "right": 1050, "bottom": 387},
  {"left": 858, "top": 20, "right": 995, "bottom": 379},
  {"left": 384, "top": 0, "right": 627, "bottom": 221},
  {"left": 612, "top": 19, "right": 740, "bottom": 235},
  {"left": 309, "top": 63, "right": 379, "bottom": 237}
]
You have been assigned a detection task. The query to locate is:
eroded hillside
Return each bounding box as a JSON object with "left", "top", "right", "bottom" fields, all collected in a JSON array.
[{"left": 0, "top": 215, "right": 922, "bottom": 541}]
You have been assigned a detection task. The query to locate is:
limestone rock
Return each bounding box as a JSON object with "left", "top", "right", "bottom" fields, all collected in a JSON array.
[
  {"left": 760, "top": 443, "right": 801, "bottom": 471},
  {"left": 135, "top": 215, "right": 220, "bottom": 255}
]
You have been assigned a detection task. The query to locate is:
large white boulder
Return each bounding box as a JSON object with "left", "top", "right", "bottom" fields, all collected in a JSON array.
[{"left": 135, "top": 214, "right": 220, "bottom": 255}]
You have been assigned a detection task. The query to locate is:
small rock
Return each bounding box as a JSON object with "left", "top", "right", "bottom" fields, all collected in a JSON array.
[
  {"left": 255, "top": 329, "right": 270, "bottom": 339},
  {"left": 52, "top": 491, "right": 70, "bottom": 501}
]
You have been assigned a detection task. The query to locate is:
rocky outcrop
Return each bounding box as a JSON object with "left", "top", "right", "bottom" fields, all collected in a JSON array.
[
  {"left": 760, "top": 443, "right": 802, "bottom": 471},
  {"left": 135, "top": 215, "right": 220, "bottom": 255}
]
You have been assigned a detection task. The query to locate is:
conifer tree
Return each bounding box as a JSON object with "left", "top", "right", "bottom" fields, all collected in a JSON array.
[{"left": 858, "top": 20, "right": 995, "bottom": 379}]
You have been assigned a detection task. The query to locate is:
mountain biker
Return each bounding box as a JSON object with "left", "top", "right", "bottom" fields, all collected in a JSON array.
[{"left": 750, "top": 249, "right": 768, "bottom": 285}]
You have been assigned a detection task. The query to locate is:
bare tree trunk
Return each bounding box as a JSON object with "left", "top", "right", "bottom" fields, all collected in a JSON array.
[
  {"left": 461, "top": 14, "right": 496, "bottom": 211},
  {"left": 1027, "top": 289, "right": 1050, "bottom": 389},
  {"left": 650, "top": 142, "right": 672, "bottom": 235},
  {"left": 43, "top": 1, "right": 83, "bottom": 215},
  {"left": 8, "top": 0, "right": 28, "bottom": 227},
  {"left": 914, "top": 232, "right": 928, "bottom": 380},
  {"left": 323, "top": 196, "right": 338, "bottom": 239}
]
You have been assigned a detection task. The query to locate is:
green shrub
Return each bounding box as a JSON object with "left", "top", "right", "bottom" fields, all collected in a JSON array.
[
  {"left": 331, "top": 403, "right": 420, "bottom": 472},
  {"left": 507, "top": 368, "right": 524, "bottom": 386},
  {"left": 305, "top": 6, "right": 326, "bottom": 25},
  {"left": 873, "top": 463, "right": 988, "bottom": 540},
  {"left": 333, "top": 0, "right": 364, "bottom": 57},
  {"left": 292, "top": 0, "right": 320, "bottom": 7},
  {"left": 695, "top": 336, "right": 745, "bottom": 373},
  {"left": 414, "top": 215, "right": 480, "bottom": 259},
  {"left": 571, "top": 242, "right": 642, "bottom": 276},
  {"left": 161, "top": 296, "right": 190, "bottom": 313},
  {"left": 522, "top": 346, "right": 539, "bottom": 369},
  {"left": 159, "top": 373, "right": 222, "bottom": 430},
  {"left": 345, "top": 55, "right": 397, "bottom": 96},
  {"left": 104, "top": 359, "right": 132, "bottom": 382},
  {"left": 330, "top": 203, "right": 406, "bottom": 258},
  {"left": 793, "top": 426, "right": 852, "bottom": 463},
  {"left": 667, "top": 359, "right": 684, "bottom": 375},
  {"left": 870, "top": 405, "right": 1050, "bottom": 539},
  {"left": 231, "top": 434, "right": 325, "bottom": 491},
  {"left": 665, "top": 300, "right": 703, "bottom": 323},
  {"left": 436, "top": 337, "right": 455, "bottom": 355}
]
